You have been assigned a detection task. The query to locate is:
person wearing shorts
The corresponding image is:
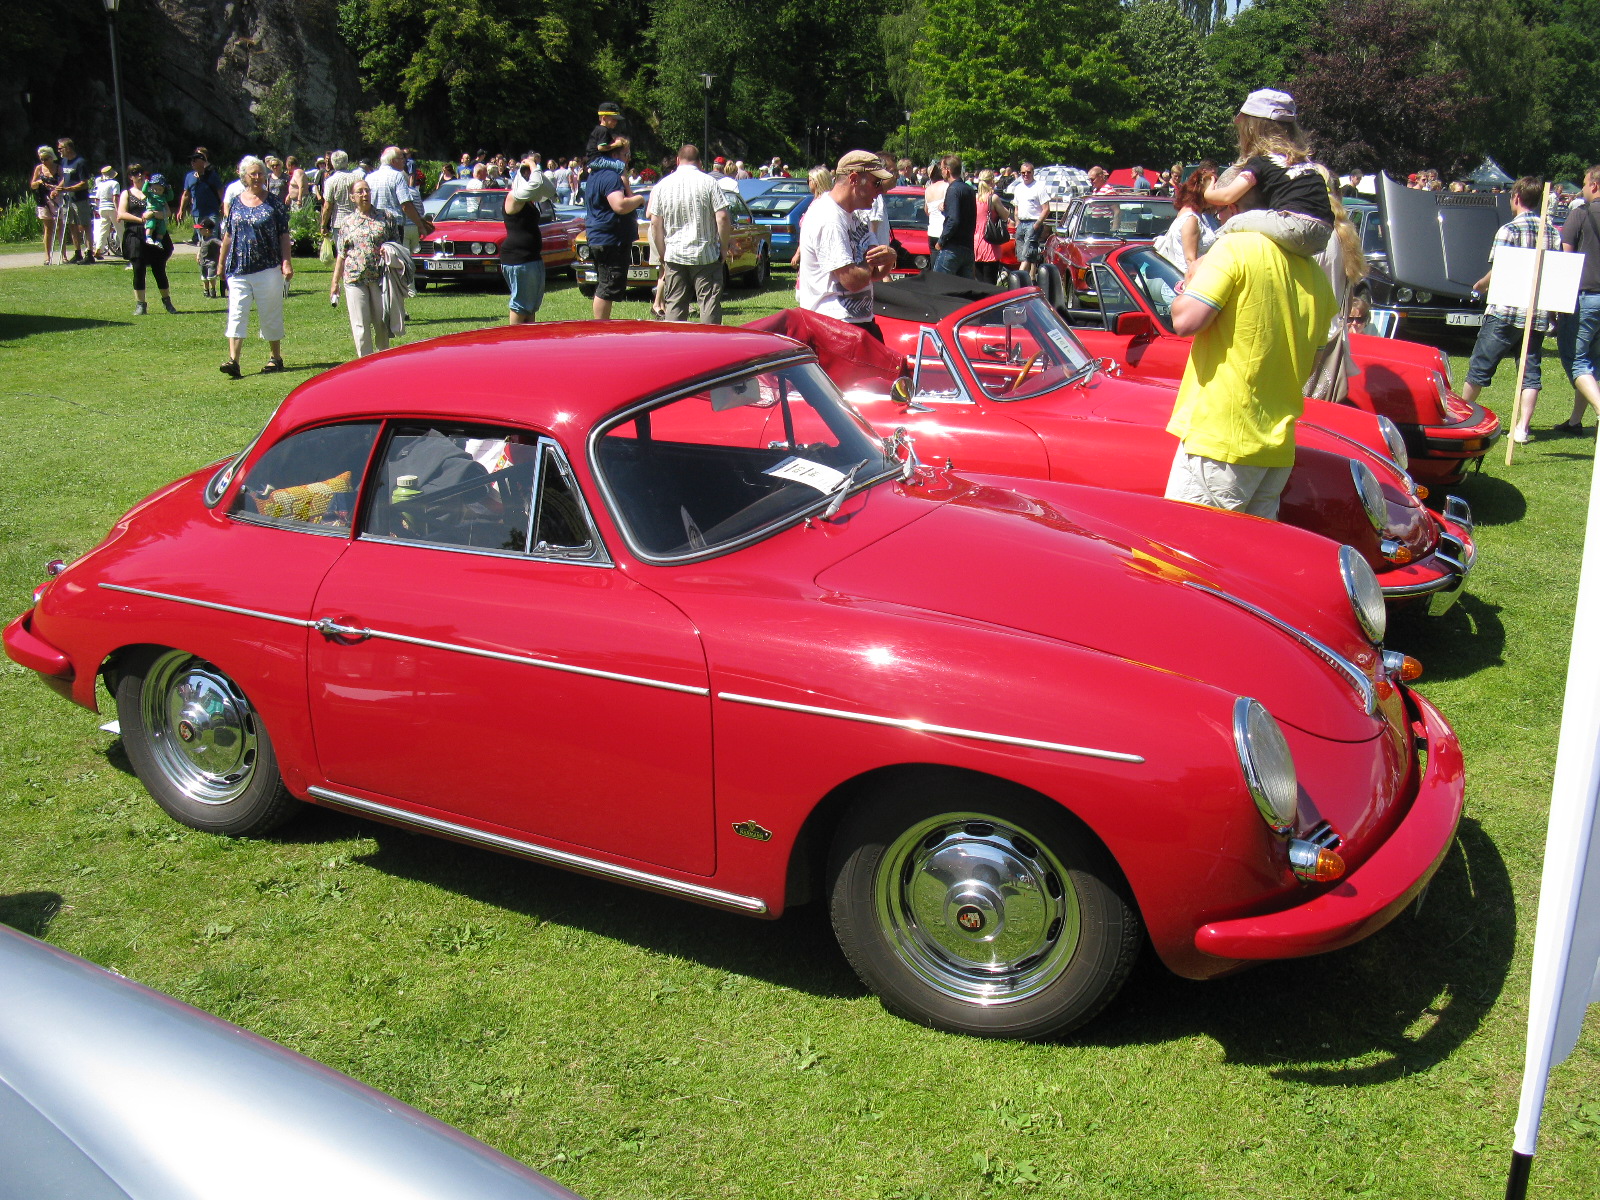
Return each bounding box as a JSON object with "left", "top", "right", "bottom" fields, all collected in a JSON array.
[
  {"left": 583, "top": 137, "right": 644, "bottom": 319},
  {"left": 1009, "top": 162, "right": 1050, "bottom": 281},
  {"left": 501, "top": 153, "right": 555, "bottom": 324}
]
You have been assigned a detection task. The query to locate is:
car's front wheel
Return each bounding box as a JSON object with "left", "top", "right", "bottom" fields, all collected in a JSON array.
[
  {"left": 414, "top": 276, "right": 430, "bottom": 291},
  {"left": 115, "top": 648, "right": 301, "bottom": 837},
  {"left": 828, "top": 776, "right": 1140, "bottom": 1039}
]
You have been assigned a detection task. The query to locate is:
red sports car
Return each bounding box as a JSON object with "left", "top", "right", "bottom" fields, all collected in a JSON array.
[
  {"left": 7, "top": 322, "right": 1462, "bottom": 1041},
  {"left": 884, "top": 186, "right": 1018, "bottom": 277},
  {"left": 1040, "top": 193, "right": 1178, "bottom": 309},
  {"left": 1076, "top": 244, "right": 1502, "bottom": 488},
  {"left": 749, "top": 276, "right": 1476, "bottom": 616},
  {"left": 416, "top": 190, "right": 585, "bottom": 290}
]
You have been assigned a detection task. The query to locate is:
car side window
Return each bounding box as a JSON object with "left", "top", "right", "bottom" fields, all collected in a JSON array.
[
  {"left": 230, "top": 422, "right": 379, "bottom": 534},
  {"left": 364, "top": 423, "right": 604, "bottom": 562}
]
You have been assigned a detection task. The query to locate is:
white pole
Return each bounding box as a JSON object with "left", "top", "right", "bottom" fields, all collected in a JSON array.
[{"left": 1507, "top": 443, "right": 1600, "bottom": 1198}]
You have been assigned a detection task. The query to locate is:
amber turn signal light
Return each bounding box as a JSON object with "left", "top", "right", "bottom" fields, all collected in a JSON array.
[
  {"left": 1288, "top": 840, "right": 1346, "bottom": 882},
  {"left": 1415, "top": 484, "right": 1429, "bottom": 499},
  {"left": 1383, "top": 650, "right": 1423, "bottom": 682}
]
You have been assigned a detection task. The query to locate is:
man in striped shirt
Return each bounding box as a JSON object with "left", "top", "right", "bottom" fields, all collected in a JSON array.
[{"left": 647, "top": 145, "right": 733, "bottom": 324}]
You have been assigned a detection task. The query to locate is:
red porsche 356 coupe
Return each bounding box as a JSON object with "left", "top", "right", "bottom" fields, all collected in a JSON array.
[{"left": 7, "top": 323, "right": 1463, "bottom": 1040}]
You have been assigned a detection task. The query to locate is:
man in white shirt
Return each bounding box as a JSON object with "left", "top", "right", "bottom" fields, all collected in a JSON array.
[
  {"left": 1009, "top": 161, "right": 1051, "bottom": 282},
  {"left": 797, "top": 151, "right": 898, "bottom": 338},
  {"left": 367, "top": 145, "right": 433, "bottom": 251},
  {"left": 648, "top": 145, "right": 734, "bottom": 324},
  {"left": 318, "top": 150, "right": 362, "bottom": 251}
]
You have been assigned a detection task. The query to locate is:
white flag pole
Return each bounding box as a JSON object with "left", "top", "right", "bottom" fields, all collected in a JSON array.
[{"left": 1506, "top": 441, "right": 1600, "bottom": 1199}]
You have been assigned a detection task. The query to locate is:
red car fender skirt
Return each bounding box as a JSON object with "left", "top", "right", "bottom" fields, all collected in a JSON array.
[
  {"left": 4, "top": 609, "right": 73, "bottom": 679},
  {"left": 1193, "top": 688, "right": 1464, "bottom": 962}
]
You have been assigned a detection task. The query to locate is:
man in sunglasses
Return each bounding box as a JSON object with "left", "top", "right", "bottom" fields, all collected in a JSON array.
[{"left": 796, "top": 151, "right": 899, "bottom": 341}]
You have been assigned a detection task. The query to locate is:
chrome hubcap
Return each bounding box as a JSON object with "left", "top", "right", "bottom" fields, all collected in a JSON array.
[
  {"left": 876, "top": 813, "right": 1079, "bottom": 1005},
  {"left": 141, "top": 651, "right": 259, "bottom": 804}
]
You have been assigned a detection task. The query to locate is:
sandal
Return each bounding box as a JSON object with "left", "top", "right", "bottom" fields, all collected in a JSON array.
[
  {"left": 260, "top": 357, "right": 285, "bottom": 374},
  {"left": 218, "top": 359, "right": 241, "bottom": 379}
]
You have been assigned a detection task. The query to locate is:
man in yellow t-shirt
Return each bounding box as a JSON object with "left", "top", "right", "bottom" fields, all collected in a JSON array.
[{"left": 1164, "top": 230, "right": 1335, "bottom": 518}]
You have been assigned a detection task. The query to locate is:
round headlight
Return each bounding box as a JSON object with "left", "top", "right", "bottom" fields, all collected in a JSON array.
[
  {"left": 1396, "top": 286, "right": 1415, "bottom": 303},
  {"left": 1339, "top": 544, "right": 1388, "bottom": 643},
  {"left": 1350, "top": 459, "right": 1386, "bottom": 533},
  {"left": 577, "top": 244, "right": 591, "bottom": 260},
  {"left": 1375, "top": 414, "right": 1409, "bottom": 473},
  {"left": 1233, "top": 697, "right": 1298, "bottom": 833},
  {"left": 914, "top": 254, "right": 930, "bottom": 268},
  {"left": 1416, "top": 290, "right": 1433, "bottom": 304}
]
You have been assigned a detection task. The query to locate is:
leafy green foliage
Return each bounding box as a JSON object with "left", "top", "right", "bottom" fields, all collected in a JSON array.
[
  {"left": 254, "top": 72, "right": 300, "bottom": 156},
  {"left": 1117, "top": 1, "right": 1233, "bottom": 165},
  {"left": 357, "top": 102, "right": 409, "bottom": 151},
  {"left": 912, "top": 0, "right": 1139, "bottom": 163},
  {"left": 1204, "top": 0, "right": 1326, "bottom": 102}
]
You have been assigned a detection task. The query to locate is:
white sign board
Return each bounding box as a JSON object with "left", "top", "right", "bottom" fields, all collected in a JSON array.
[{"left": 1486, "top": 246, "right": 1583, "bottom": 314}]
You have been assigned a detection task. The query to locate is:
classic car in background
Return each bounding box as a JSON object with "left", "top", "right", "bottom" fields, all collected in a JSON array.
[
  {"left": 883, "top": 185, "right": 1021, "bottom": 278},
  {"left": 574, "top": 191, "right": 772, "bottom": 295},
  {"left": 7, "top": 321, "right": 1462, "bottom": 1041},
  {"left": 749, "top": 276, "right": 1476, "bottom": 615},
  {"left": 415, "top": 190, "right": 585, "bottom": 290},
  {"left": 1041, "top": 194, "right": 1178, "bottom": 313},
  {"left": 0, "top": 925, "right": 583, "bottom": 1199},
  {"left": 1076, "top": 244, "right": 1502, "bottom": 487},
  {"left": 420, "top": 178, "right": 469, "bottom": 220},
  {"left": 740, "top": 185, "right": 815, "bottom": 262},
  {"left": 1348, "top": 174, "right": 1514, "bottom": 334}
]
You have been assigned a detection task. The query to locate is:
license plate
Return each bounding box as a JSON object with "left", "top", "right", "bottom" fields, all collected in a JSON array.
[
  {"left": 1446, "top": 312, "right": 1482, "bottom": 326},
  {"left": 431, "top": 260, "right": 464, "bottom": 271},
  {"left": 628, "top": 267, "right": 655, "bottom": 280}
]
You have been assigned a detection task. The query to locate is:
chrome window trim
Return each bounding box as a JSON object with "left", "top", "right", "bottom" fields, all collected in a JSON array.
[
  {"left": 306, "top": 787, "right": 766, "bottom": 914},
  {"left": 911, "top": 329, "right": 976, "bottom": 405},
  {"left": 716, "top": 692, "right": 1144, "bottom": 763},
  {"left": 229, "top": 513, "right": 354, "bottom": 539},
  {"left": 1185, "top": 582, "right": 1378, "bottom": 716},
  {"left": 361, "top": 429, "right": 612, "bottom": 566},
  {"left": 99, "top": 583, "right": 316, "bottom": 628},
  {"left": 587, "top": 354, "right": 898, "bottom": 567}
]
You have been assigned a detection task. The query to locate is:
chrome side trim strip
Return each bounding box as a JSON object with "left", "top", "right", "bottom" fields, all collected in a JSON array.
[
  {"left": 307, "top": 787, "right": 767, "bottom": 914},
  {"left": 342, "top": 626, "right": 710, "bottom": 695},
  {"left": 99, "top": 584, "right": 315, "bottom": 628},
  {"left": 716, "top": 692, "right": 1144, "bottom": 763},
  {"left": 1186, "top": 583, "right": 1378, "bottom": 716}
]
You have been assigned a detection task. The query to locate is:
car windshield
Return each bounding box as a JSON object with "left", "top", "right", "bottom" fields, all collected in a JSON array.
[
  {"left": 952, "top": 295, "right": 1096, "bottom": 402},
  {"left": 1112, "top": 247, "right": 1184, "bottom": 333},
  {"left": 746, "top": 195, "right": 806, "bottom": 217},
  {"left": 595, "top": 361, "right": 896, "bottom": 561},
  {"left": 1076, "top": 198, "right": 1175, "bottom": 241},
  {"left": 438, "top": 193, "right": 507, "bottom": 223},
  {"left": 885, "top": 193, "right": 927, "bottom": 226},
  {"left": 1361, "top": 213, "right": 1388, "bottom": 256},
  {"left": 427, "top": 181, "right": 466, "bottom": 203}
]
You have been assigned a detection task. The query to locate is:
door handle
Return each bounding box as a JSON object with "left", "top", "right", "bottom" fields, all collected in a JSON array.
[{"left": 314, "top": 617, "right": 371, "bottom": 643}]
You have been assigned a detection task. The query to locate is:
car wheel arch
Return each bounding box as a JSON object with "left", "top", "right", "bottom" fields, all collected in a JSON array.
[{"left": 783, "top": 762, "right": 1133, "bottom": 914}]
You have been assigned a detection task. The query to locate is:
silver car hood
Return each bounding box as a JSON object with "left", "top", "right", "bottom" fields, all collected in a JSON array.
[
  {"left": 1377, "top": 172, "right": 1511, "bottom": 299},
  {"left": 0, "top": 926, "right": 582, "bottom": 1200}
]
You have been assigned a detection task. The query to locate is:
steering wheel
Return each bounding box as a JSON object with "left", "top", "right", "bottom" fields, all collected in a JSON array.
[{"left": 1010, "top": 351, "right": 1041, "bottom": 389}]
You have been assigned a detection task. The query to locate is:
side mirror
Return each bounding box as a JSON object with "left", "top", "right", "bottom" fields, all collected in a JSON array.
[
  {"left": 1001, "top": 304, "right": 1029, "bottom": 327},
  {"left": 1114, "top": 311, "right": 1155, "bottom": 337}
]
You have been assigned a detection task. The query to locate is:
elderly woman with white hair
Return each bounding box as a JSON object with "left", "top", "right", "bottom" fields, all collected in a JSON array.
[{"left": 216, "top": 155, "right": 293, "bottom": 378}]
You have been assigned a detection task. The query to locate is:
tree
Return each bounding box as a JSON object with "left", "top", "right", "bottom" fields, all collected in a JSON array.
[
  {"left": 254, "top": 72, "right": 299, "bottom": 153},
  {"left": 911, "top": 0, "right": 1140, "bottom": 164},
  {"left": 1117, "top": 1, "right": 1232, "bottom": 165},
  {"left": 357, "top": 102, "right": 408, "bottom": 150},
  {"left": 1203, "top": 0, "right": 1326, "bottom": 103},
  {"left": 1293, "top": 0, "right": 1472, "bottom": 173}
]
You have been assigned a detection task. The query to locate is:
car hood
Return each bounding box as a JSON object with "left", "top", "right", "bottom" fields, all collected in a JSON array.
[
  {"left": 1377, "top": 172, "right": 1510, "bottom": 299},
  {"left": 422, "top": 220, "right": 505, "bottom": 242},
  {"left": 815, "top": 476, "right": 1383, "bottom": 743}
]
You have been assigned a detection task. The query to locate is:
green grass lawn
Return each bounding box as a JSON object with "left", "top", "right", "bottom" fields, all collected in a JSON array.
[{"left": 2, "top": 258, "right": 1598, "bottom": 1198}]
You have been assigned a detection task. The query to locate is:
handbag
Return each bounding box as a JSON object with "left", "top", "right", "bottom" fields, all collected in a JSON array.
[{"left": 983, "top": 212, "right": 1008, "bottom": 245}]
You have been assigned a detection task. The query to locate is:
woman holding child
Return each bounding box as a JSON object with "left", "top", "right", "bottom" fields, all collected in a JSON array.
[{"left": 114, "top": 165, "right": 178, "bottom": 315}]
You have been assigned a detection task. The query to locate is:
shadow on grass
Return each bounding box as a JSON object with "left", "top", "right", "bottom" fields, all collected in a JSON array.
[
  {"left": 0, "top": 891, "right": 65, "bottom": 938},
  {"left": 1447, "top": 471, "right": 1525, "bottom": 525},
  {"left": 0, "top": 313, "right": 128, "bottom": 341},
  {"left": 1082, "top": 817, "right": 1513, "bottom": 1082},
  {"left": 273, "top": 804, "right": 865, "bottom": 1001},
  {"left": 1386, "top": 592, "right": 1506, "bottom": 679}
]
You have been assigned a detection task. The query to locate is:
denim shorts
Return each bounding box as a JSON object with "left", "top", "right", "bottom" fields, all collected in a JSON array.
[
  {"left": 1556, "top": 291, "right": 1600, "bottom": 380},
  {"left": 1466, "top": 313, "right": 1544, "bottom": 391},
  {"left": 501, "top": 259, "right": 546, "bottom": 316},
  {"left": 1014, "top": 219, "right": 1042, "bottom": 264}
]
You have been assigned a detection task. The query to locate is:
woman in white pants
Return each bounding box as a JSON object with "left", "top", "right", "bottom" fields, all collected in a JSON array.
[
  {"left": 328, "top": 179, "right": 393, "bottom": 357},
  {"left": 216, "top": 156, "right": 293, "bottom": 378}
]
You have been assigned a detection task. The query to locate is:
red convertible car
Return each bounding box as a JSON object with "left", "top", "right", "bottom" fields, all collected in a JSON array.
[
  {"left": 751, "top": 278, "right": 1476, "bottom": 617},
  {"left": 415, "top": 190, "right": 585, "bottom": 290},
  {"left": 1079, "top": 244, "right": 1502, "bottom": 488},
  {"left": 885, "top": 186, "right": 1019, "bottom": 277},
  {"left": 7, "top": 322, "right": 1464, "bottom": 1041},
  {"left": 1041, "top": 193, "right": 1178, "bottom": 310}
]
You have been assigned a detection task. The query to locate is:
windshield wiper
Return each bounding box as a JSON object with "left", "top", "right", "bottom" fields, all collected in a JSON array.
[{"left": 821, "top": 460, "right": 870, "bottom": 520}]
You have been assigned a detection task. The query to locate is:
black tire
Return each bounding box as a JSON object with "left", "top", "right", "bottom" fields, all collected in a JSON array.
[
  {"left": 578, "top": 282, "right": 596, "bottom": 298},
  {"left": 828, "top": 774, "right": 1140, "bottom": 1040},
  {"left": 414, "top": 276, "right": 430, "bottom": 291},
  {"left": 115, "top": 647, "right": 301, "bottom": 837},
  {"left": 746, "top": 244, "right": 771, "bottom": 288}
]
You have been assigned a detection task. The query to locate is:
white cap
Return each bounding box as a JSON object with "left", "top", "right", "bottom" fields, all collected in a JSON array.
[{"left": 1239, "top": 88, "right": 1297, "bottom": 122}]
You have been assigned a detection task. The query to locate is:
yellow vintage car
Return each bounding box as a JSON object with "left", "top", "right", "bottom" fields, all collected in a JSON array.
[{"left": 574, "top": 188, "right": 773, "bottom": 295}]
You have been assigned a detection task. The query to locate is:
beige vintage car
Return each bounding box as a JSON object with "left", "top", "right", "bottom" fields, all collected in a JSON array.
[{"left": 574, "top": 189, "right": 773, "bottom": 295}]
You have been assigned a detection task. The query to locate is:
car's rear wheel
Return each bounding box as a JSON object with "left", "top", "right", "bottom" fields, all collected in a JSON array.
[
  {"left": 828, "top": 776, "right": 1140, "bottom": 1040},
  {"left": 746, "top": 244, "right": 771, "bottom": 288},
  {"left": 115, "top": 648, "right": 301, "bottom": 837}
]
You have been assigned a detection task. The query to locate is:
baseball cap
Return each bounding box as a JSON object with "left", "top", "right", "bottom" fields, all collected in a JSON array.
[
  {"left": 714, "top": 156, "right": 727, "bottom": 165},
  {"left": 835, "top": 150, "right": 894, "bottom": 183},
  {"left": 596, "top": 100, "right": 623, "bottom": 117},
  {"left": 1238, "top": 88, "right": 1297, "bottom": 122}
]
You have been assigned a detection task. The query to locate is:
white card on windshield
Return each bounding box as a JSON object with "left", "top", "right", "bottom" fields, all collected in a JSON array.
[
  {"left": 1047, "top": 329, "right": 1076, "bottom": 358},
  {"left": 764, "top": 456, "right": 846, "bottom": 493}
]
